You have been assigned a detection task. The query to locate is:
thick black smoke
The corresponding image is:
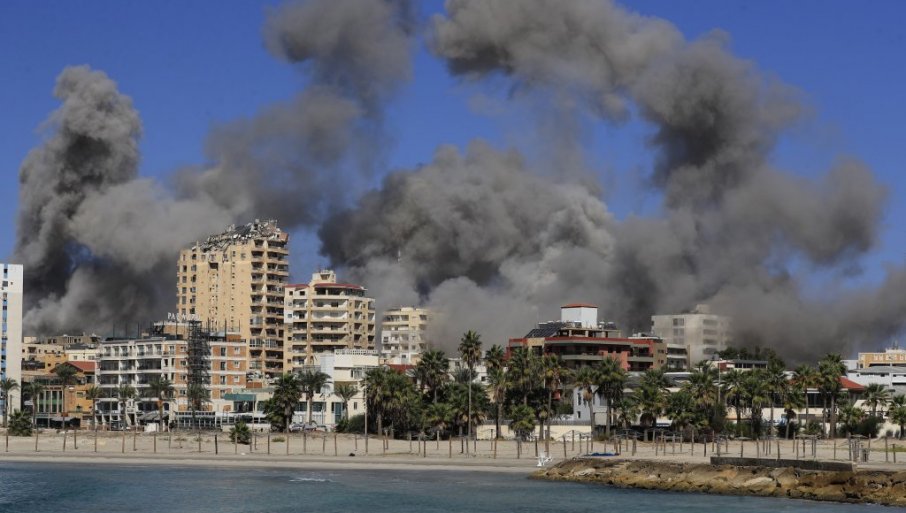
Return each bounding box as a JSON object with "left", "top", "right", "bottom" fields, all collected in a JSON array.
[
  {"left": 319, "top": 0, "right": 895, "bottom": 361},
  {"left": 13, "top": 0, "right": 414, "bottom": 333}
]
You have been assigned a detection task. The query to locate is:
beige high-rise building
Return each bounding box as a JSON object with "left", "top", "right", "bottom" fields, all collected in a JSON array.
[
  {"left": 379, "top": 307, "right": 430, "bottom": 364},
  {"left": 284, "top": 270, "right": 376, "bottom": 369},
  {"left": 176, "top": 220, "right": 288, "bottom": 378}
]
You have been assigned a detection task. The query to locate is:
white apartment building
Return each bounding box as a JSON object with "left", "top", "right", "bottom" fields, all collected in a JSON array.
[
  {"left": 651, "top": 304, "right": 732, "bottom": 368},
  {"left": 1, "top": 264, "right": 23, "bottom": 415},
  {"left": 309, "top": 349, "right": 380, "bottom": 427},
  {"left": 379, "top": 306, "right": 430, "bottom": 364},
  {"left": 284, "top": 270, "right": 376, "bottom": 369}
]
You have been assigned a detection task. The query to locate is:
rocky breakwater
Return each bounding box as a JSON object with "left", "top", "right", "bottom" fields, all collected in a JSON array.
[{"left": 533, "top": 458, "right": 906, "bottom": 507}]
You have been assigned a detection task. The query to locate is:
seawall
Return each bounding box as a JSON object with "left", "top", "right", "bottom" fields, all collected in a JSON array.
[{"left": 533, "top": 458, "right": 906, "bottom": 507}]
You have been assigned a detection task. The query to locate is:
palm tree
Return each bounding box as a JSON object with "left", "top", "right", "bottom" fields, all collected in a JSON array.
[
  {"left": 415, "top": 349, "right": 448, "bottom": 403},
  {"left": 595, "top": 357, "right": 626, "bottom": 438},
  {"left": 507, "top": 347, "right": 539, "bottom": 405},
  {"left": 363, "top": 367, "right": 391, "bottom": 439},
  {"left": 84, "top": 385, "right": 104, "bottom": 432},
  {"left": 53, "top": 365, "right": 78, "bottom": 430},
  {"left": 818, "top": 354, "right": 846, "bottom": 438},
  {"left": 889, "top": 396, "right": 906, "bottom": 439},
  {"left": 540, "top": 354, "right": 570, "bottom": 445},
  {"left": 21, "top": 381, "right": 45, "bottom": 427},
  {"left": 425, "top": 401, "right": 453, "bottom": 439},
  {"left": 271, "top": 373, "right": 302, "bottom": 433},
  {"left": 613, "top": 395, "right": 639, "bottom": 429},
  {"left": 722, "top": 369, "right": 745, "bottom": 431},
  {"left": 765, "top": 360, "right": 788, "bottom": 437},
  {"left": 837, "top": 400, "right": 864, "bottom": 435},
  {"left": 782, "top": 382, "right": 806, "bottom": 439},
  {"left": 574, "top": 366, "right": 597, "bottom": 432},
  {"left": 484, "top": 345, "right": 505, "bottom": 372},
  {"left": 333, "top": 383, "right": 358, "bottom": 422},
  {"left": 116, "top": 384, "right": 137, "bottom": 429},
  {"left": 794, "top": 364, "right": 818, "bottom": 430},
  {"left": 666, "top": 389, "right": 699, "bottom": 436},
  {"left": 634, "top": 383, "right": 667, "bottom": 433},
  {"left": 145, "top": 376, "right": 175, "bottom": 432},
  {"left": 458, "top": 330, "right": 482, "bottom": 444},
  {"left": 743, "top": 369, "right": 771, "bottom": 437},
  {"left": 863, "top": 383, "right": 890, "bottom": 418},
  {"left": 486, "top": 366, "right": 507, "bottom": 439},
  {"left": 0, "top": 377, "right": 19, "bottom": 428},
  {"left": 299, "top": 369, "right": 331, "bottom": 424}
]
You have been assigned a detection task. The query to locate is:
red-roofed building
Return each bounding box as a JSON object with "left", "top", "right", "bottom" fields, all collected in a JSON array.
[{"left": 284, "top": 270, "right": 376, "bottom": 370}]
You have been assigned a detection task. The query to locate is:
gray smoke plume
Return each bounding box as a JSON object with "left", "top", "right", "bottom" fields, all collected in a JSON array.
[
  {"left": 318, "top": 0, "right": 895, "bottom": 361},
  {"left": 14, "top": 0, "right": 414, "bottom": 334}
]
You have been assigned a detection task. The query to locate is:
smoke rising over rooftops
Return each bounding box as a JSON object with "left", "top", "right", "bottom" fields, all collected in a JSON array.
[{"left": 12, "top": 0, "right": 904, "bottom": 361}]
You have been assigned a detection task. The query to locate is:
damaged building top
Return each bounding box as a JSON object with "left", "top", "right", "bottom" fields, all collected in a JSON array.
[{"left": 177, "top": 219, "right": 289, "bottom": 381}]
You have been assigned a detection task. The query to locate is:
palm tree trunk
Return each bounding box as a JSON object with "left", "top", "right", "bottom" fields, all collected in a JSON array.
[
  {"left": 307, "top": 396, "right": 313, "bottom": 424},
  {"left": 830, "top": 396, "right": 837, "bottom": 439},
  {"left": 804, "top": 390, "right": 809, "bottom": 432},
  {"left": 605, "top": 396, "right": 611, "bottom": 438},
  {"left": 495, "top": 400, "right": 502, "bottom": 439}
]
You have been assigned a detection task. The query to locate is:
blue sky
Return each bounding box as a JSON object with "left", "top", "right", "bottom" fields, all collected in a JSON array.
[{"left": 1, "top": 0, "right": 904, "bottom": 285}]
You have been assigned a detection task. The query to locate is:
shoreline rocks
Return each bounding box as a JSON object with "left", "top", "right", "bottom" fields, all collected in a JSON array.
[{"left": 532, "top": 458, "right": 906, "bottom": 507}]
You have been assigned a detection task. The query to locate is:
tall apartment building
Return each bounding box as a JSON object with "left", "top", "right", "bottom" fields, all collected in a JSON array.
[
  {"left": 284, "top": 270, "right": 376, "bottom": 369},
  {"left": 176, "top": 220, "right": 288, "bottom": 379},
  {"left": 96, "top": 328, "right": 247, "bottom": 426},
  {"left": 379, "top": 307, "right": 430, "bottom": 364},
  {"left": 651, "top": 304, "right": 732, "bottom": 368},
  {"left": 1, "top": 263, "right": 23, "bottom": 415}
]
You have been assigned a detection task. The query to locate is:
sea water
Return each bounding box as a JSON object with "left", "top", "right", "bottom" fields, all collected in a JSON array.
[{"left": 0, "top": 463, "right": 891, "bottom": 513}]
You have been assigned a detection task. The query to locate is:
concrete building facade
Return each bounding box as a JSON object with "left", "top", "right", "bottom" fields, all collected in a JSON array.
[
  {"left": 857, "top": 347, "right": 906, "bottom": 369},
  {"left": 284, "top": 270, "right": 376, "bottom": 369},
  {"left": 651, "top": 304, "right": 732, "bottom": 368},
  {"left": 176, "top": 220, "right": 288, "bottom": 379},
  {"left": 379, "top": 306, "right": 430, "bottom": 364},
  {"left": 1, "top": 263, "right": 23, "bottom": 415},
  {"left": 96, "top": 331, "right": 247, "bottom": 427}
]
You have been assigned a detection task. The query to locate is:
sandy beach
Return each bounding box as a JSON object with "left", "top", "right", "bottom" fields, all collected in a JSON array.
[{"left": 3, "top": 429, "right": 905, "bottom": 473}]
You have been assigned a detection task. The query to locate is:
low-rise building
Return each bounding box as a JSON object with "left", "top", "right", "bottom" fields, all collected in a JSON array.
[
  {"left": 96, "top": 328, "right": 247, "bottom": 427},
  {"left": 857, "top": 347, "right": 906, "bottom": 369}
]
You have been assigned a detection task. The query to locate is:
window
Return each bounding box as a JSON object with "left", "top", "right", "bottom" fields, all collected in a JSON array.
[
  {"left": 220, "top": 362, "right": 226, "bottom": 371},
  {"left": 220, "top": 348, "right": 226, "bottom": 357},
  {"left": 220, "top": 376, "right": 226, "bottom": 385}
]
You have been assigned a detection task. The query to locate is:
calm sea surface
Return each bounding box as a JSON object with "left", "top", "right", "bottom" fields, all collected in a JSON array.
[{"left": 0, "top": 462, "right": 891, "bottom": 513}]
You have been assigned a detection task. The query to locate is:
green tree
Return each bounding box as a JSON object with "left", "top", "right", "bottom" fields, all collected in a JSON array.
[
  {"left": 270, "top": 373, "right": 302, "bottom": 433},
  {"left": 53, "top": 365, "right": 78, "bottom": 430},
  {"left": 299, "top": 369, "right": 331, "bottom": 424},
  {"left": 793, "top": 364, "right": 818, "bottom": 430},
  {"left": 594, "top": 357, "right": 626, "bottom": 437},
  {"left": 574, "top": 366, "right": 597, "bottom": 432},
  {"left": 837, "top": 400, "right": 864, "bottom": 435},
  {"left": 116, "top": 384, "right": 136, "bottom": 429},
  {"left": 889, "top": 398, "right": 906, "bottom": 439},
  {"left": 334, "top": 383, "right": 358, "bottom": 422},
  {"left": 425, "top": 401, "right": 453, "bottom": 438},
  {"left": 0, "top": 377, "right": 19, "bottom": 428},
  {"left": 765, "top": 360, "right": 789, "bottom": 437},
  {"left": 145, "top": 376, "right": 175, "bottom": 432},
  {"left": 486, "top": 366, "right": 508, "bottom": 439},
  {"left": 458, "top": 330, "right": 482, "bottom": 443},
  {"left": 541, "top": 354, "right": 570, "bottom": 445},
  {"left": 818, "top": 354, "right": 847, "bottom": 438},
  {"left": 414, "top": 349, "right": 448, "bottom": 403},
  {"left": 722, "top": 369, "right": 745, "bottom": 429},
  {"left": 743, "top": 369, "right": 770, "bottom": 437},
  {"left": 8, "top": 410, "right": 32, "bottom": 437},
  {"left": 666, "top": 389, "right": 700, "bottom": 436},
  {"left": 230, "top": 421, "right": 251, "bottom": 444},
  {"left": 484, "top": 345, "right": 505, "bottom": 372},
  {"left": 85, "top": 385, "right": 104, "bottom": 432},
  {"left": 508, "top": 404, "right": 536, "bottom": 441},
  {"left": 21, "top": 381, "right": 45, "bottom": 428},
  {"left": 863, "top": 383, "right": 890, "bottom": 418}
]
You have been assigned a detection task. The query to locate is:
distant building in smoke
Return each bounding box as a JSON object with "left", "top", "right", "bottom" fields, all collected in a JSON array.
[
  {"left": 283, "top": 270, "right": 376, "bottom": 369},
  {"left": 379, "top": 306, "right": 430, "bottom": 365},
  {"left": 1, "top": 263, "right": 23, "bottom": 415},
  {"left": 856, "top": 346, "right": 906, "bottom": 369},
  {"left": 176, "top": 220, "right": 289, "bottom": 379},
  {"left": 651, "top": 304, "right": 732, "bottom": 368},
  {"left": 508, "top": 304, "right": 666, "bottom": 428}
]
